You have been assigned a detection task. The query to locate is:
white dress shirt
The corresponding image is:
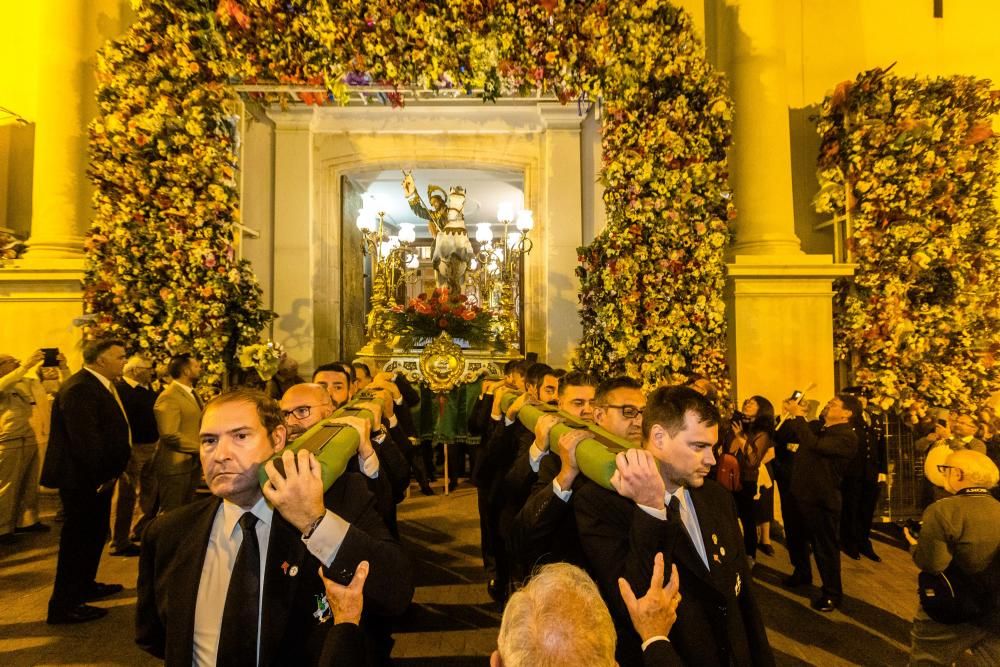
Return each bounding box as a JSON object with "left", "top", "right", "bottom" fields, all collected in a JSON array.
[{"left": 192, "top": 496, "right": 350, "bottom": 666}]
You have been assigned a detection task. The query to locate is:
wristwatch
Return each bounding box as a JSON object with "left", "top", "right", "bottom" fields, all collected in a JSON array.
[{"left": 302, "top": 513, "right": 325, "bottom": 540}]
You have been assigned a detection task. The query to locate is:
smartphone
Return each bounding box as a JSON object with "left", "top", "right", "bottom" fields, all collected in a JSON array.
[
  {"left": 789, "top": 390, "right": 803, "bottom": 402},
  {"left": 41, "top": 348, "right": 60, "bottom": 367}
]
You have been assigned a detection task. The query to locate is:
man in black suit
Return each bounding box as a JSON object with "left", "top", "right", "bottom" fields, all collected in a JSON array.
[
  {"left": 41, "top": 338, "right": 131, "bottom": 624},
  {"left": 575, "top": 386, "right": 773, "bottom": 667},
  {"left": 136, "top": 388, "right": 412, "bottom": 666},
  {"left": 112, "top": 355, "right": 160, "bottom": 554},
  {"left": 839, "top": 388, "right": 887, "bottom": 562},
  {"left": 777, "top": 394, "right": 860, "bottom": 612}
]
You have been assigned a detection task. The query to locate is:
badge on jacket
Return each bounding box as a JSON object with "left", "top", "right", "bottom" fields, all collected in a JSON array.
[
  {"left": 313, "top": 594, "right": 332, "bottom": 623},
  {"left": 735, "top": 572, "right": 742, "bottom": 597}
]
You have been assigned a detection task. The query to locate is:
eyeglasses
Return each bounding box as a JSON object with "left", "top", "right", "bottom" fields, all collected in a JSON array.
[
  {"left": 601, "top": 404, "right": 644, "bottom": 420},
  {"left": 282, "top": 405, "right": 322, "bottom": 420},
  {"left": 936, "top": 465, "right": 961, "bottom": 475}
]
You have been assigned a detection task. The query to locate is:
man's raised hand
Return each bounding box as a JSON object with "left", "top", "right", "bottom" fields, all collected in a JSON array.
[
  {"left": 263, "top": 449, "right": 326, "bottom": 534},
  {"left": 319, "top": 560, "right": 369, "bottom": 626},
  {"left": 610, "top": 449, "right": 666, "bottom": 510},
  {"left": 618, "top": 552, "right": 681, "bottom": 642}
]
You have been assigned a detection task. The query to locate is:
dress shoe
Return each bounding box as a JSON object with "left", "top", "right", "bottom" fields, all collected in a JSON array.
[
  {"left": 419, "top": 482, "right": 436, "bottom": 496},
  {"left": 811, "top": 596, "right": 839, "bottom": 612},
  {"left": 781, "top": 571, "right": 812, "bottom": 588},
  {"left": 843, "top": 548, "right": 861, "bottom": 560},
  {"left": 110, "top": 544, "right": 141, "bottom": 557},
  {"left": 47, "top": 604, "right": 108, "bottom": 624},
  {"left": 758, "top": 543, "right": 775, "bottom": 557},
  {"left": 84, "top": 582, "right": 124, "bottom": 601},
  {"left": 0, "top": 532, "right": 16, "bottom": 545},
  {"left": 15, "top": 522, "right": 51, "bottom": 533},
  {"left": 860, "top": 547, "right": 881, "bottom": 563},
  {"left": 487, "top": 579, "right": 506, "bottom": 604}
]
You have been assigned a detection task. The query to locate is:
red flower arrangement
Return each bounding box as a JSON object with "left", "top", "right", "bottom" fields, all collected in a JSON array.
[{"left": 391, "top": 287, "right": 494, "bottom": 347}]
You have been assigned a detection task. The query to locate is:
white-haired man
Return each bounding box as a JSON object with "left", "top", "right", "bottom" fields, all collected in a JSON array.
[
  {"left": 492, "top": 557, "right": 680, "bottom": 667},
  {"left": 906, "top": 449, "right": 1000, "bottom": 666}
]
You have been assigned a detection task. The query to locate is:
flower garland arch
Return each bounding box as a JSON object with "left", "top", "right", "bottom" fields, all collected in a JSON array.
[
  {"left": 88, "top": 0, "right": 733, "bottom": 390},
  {"left": 815, "top": 67, "right": 1000, "bottom": 414}
]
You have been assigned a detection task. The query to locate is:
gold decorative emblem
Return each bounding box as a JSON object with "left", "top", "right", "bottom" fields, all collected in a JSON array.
[{"left": 418, "top": 332, "right": 466, "bottom": 393}]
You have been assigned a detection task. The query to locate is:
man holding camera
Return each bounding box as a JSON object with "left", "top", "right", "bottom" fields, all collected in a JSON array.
[
  {"left": 905, "top": 449, "right": 1000, "bottom": 665},
  {"left": 777, "top": 394, "right": 860, "bottom": 612}
]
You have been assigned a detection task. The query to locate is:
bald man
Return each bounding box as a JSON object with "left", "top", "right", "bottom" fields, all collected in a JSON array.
[
  {"left": 279, "top": 384, "right": 403, "bottom": 538},
  {"left": 908, "top": 449, "right": 1000, "bottom": 666}
]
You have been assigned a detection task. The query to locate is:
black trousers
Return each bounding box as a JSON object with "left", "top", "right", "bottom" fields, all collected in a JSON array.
[
  {"left": 777, "top": 475, "right": 811, "bottom": 575},
  {"left": 800, "top": 501, "right": 843, "bottom": 600},
  {"left": 840, "top": 473, "right": 880, "bottom": 554},
  {"left": 734, "top": 477, "right": 760, "bottom": 559},
  {"left": 50, "top": 486, "right": 113, "bottom": 612}
]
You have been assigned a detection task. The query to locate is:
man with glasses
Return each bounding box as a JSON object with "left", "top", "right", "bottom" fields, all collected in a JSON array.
[
  {"left": 111, "top": 355, "right": 160, "bottom": 553},
  {"left": 905, "top": 449, "right": 1000, "bottom": 665},
  {"left": 594, "top": 376, "right": 647, "bottom": 445},
  {"left": 778, "top": 394, "right": 861, "bottom": 612},
  {"left": 278, "top": 383, "right": 405, "bottom": 534}
]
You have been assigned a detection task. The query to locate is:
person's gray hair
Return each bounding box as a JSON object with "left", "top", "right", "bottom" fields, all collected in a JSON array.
[
  {"left": 947, "top": 449, "right": 1000, "bottom": 489},
  {"left": 496, "top": 563, "right": 616, "bottom": 667},
  {"left": 123, "top": 355, "right": 151, "bottom": 375}
]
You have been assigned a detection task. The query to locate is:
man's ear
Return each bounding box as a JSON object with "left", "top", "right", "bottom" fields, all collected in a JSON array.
[
  {"left": 271, "top": 424, "right": 288, "bottom": 452},
  {"left": 649, "top": 424, "right": 666, "bottom": 451},
  {"left": 490, "top": 650, "right": 502, "bottom": 667}
]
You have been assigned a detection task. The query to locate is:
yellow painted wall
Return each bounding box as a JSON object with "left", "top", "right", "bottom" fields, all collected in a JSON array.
[{"left": 785, "top": 0, "right": 1000, "bottom": 254}]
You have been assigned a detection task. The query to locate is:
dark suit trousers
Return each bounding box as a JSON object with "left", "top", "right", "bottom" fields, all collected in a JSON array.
[
  {"left": 50, "top": 486, "right": 113, "bottom": 612},
  {"left": 777, "top": 476, "right": 811, "bottom": 576},
  {"left": 840, "top": 473, "right": 880, "bottom": 553},
  {"left": 800, "top": 501, "right": 842, "bottom": 600}
]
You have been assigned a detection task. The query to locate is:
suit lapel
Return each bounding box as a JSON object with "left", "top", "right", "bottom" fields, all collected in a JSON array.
[
  {"left": 687, "top": 488, "right": 731, "bottom": 594},
  {"left": 672, "top": 492, "right": 713, "bottom": 583},
  {"left": 259, "top": 513, "right": 309, "bottom": 665},
  {"left": 171, "top": 497, "right": 222, "bottom": 659}
]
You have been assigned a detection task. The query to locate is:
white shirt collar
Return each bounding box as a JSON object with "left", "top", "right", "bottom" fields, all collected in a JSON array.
[
  {"left": 84, "top": 366, "right": 114, "bottom": 391},
  {"left": 220, "top": 495, "right": 273, "bottom": 539},
  {"left": 172, "top": 379, "right": 195, "bottom": 397}
]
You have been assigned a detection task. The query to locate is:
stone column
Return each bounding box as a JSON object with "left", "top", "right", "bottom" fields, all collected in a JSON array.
[
  {"left": 721, "top": 0, "right": 854, "bottom": 407},
  {"left": 25, "top": 0, "right": 126, "bottom": 259},
  {"left": 539, "top": 104, "right": 585, "bottom": 367},
  {"left": 727, "top": 0, "right": 801, "bottom": 255}
]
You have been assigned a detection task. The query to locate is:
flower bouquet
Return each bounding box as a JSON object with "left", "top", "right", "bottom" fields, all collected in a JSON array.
[
  {"left": 237, "top": 341, "right": 283, "bottom": 381},
  {"left": 391, "top": 288, "right": 494, "bottom": 348}
]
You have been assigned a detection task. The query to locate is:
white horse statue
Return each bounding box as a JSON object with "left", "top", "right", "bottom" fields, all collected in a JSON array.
[{"left": 402, "top": 171, "right": 474, "bottom": 293}]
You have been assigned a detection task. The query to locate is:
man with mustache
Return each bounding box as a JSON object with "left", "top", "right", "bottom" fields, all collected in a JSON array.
[{"left": 575, "top": 385, "right": 773, "bottom": 666}]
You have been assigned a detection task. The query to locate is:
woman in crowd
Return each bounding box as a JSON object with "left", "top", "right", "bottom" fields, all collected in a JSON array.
[{"left": 726, "top": 395, "right": 776, "bottom": 562}]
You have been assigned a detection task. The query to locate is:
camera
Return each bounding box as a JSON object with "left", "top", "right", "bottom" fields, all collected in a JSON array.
[
  {"left": 731, "top": 410, "right": 747, "bottom": 425},
  {"left": 41, "top": 348, "right": 60, "bottom": 367}
]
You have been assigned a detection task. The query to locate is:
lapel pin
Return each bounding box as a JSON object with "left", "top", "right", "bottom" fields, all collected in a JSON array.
[
  {"left": 289, "top": 565, "right": 299, "bottom": 577},
  {"left": 735, "top": 573, "right": 742, "bottom": 596},
  {"left": 281, "top": 561, "right": 290, "bottom": 575},
  {"left": 720, "top": 547, "right": 726, "bottom": 557},
  {"left": 713, "top": 554, "right": 721, "bottom": 564},
  {"left": 712, "top": 534, "right": 718, "bottom": 545}
]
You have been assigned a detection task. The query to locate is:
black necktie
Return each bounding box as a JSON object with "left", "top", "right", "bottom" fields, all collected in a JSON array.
[
  {"left": 218, "top": 512, "right": 260, "bottom": 667},
  {"left": 668, "top": 495, "right": 682, "bottom": 527}
]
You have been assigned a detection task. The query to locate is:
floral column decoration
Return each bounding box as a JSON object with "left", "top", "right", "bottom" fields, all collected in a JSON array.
[{"left": 815, "top": 67, "right": 1000, "bottom": 414}]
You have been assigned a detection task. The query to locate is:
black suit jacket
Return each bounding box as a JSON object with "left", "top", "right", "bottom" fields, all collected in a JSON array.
[
  {"left": 511, "top": 452, "right": 588, "bottom": 576},
  {"left": 575, "top": 478, "right": 774, "bottom": 667},
  {"left": 318, "top": 622, "right": 369, "bottom": 667},
  {"left": 41, "top": 369, "right": 131, "bottom": 490},
  {"left": 783, "top": 418, "right": 858, "bottom": 511},
  {"left": 136, "top": 472, "right": 413, "bottom": 666},
  {"left": 116, "top": 380, "right": 160, "bottom": 444}
]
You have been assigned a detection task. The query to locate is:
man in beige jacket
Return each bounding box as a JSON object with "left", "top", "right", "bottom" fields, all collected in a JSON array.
[{"left": 153, "top": 354, "right": 203, "bottom": 514}]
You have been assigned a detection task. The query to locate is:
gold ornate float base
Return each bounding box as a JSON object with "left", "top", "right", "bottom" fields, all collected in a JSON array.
[{"left": 355, "top": 333, "right": 522, "bottom": 393}]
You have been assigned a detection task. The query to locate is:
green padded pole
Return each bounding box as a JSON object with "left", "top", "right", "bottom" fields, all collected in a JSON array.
[
  {"left": 257, "top": 398, "right": 379, "bottom": 491},
  {"left": 498, "top": 392, "right": 639, "bottom": 490}
]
